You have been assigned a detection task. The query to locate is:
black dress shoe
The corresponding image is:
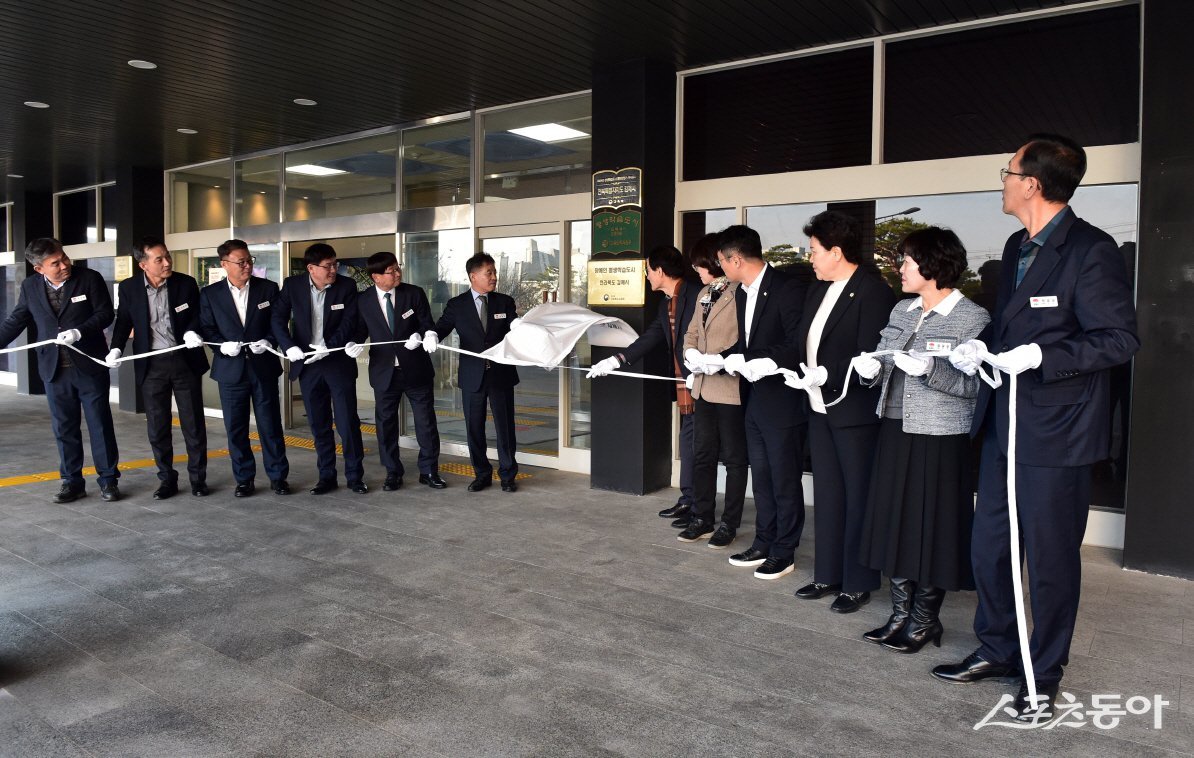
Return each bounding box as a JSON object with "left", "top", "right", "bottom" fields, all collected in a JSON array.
[
  {"left": 658, "top": 502, "right": 691, "bottom": 519},
  {"left": 349, "top": 481, "right": 369, "bottom": 494},
  {"left": 728, "top": 547, "right": 768, "bottom": 567},
  {"left": 677, "top": 518, "right": 714, "bottom": 543},
  {"left": 100, "top": 484, "right": 121, "bottom": 502},
  {"left": 830, "top": 591, "right": 871, "bottom": 614},
  {"left": 500, "top": 481, "right": 517, "bottom": 493},
  {"left": 467, "top": 476, "right": 492, "bottom": 492},
  {"left": 52, "top": 483, "right": 86, "bottom": 503},
  {"left": 418, "top": 473, "right": 447, "bottom": 489},
  {"left": 271, "top": 479, "right": 290, "bottom": 495},
  {"left": 191, "top": 482, "right": 210, "bottom": 497},
  {"left": 153, "top": 482, "right": 178, "bottom": 500},
  {"left": 794, "top": 581, "right": 841, "bottom": 600},
  {"left": 310, "top": 480, "right": 338, "bottom": 495},
  {"left": 234, "top": 482, "right": 255, "bottom": 498},
  {"left": 1014, "top": 680, "right": 1060, "bottom": 724},
  {"left": 383, "top": 475, "right": 403, "bottom": 491},
  {"left": 670, "top": 516, "right": 691, "bottom": 529},
  {"left": 931, "top": 650, "right": 1013, "bottom": 684}
]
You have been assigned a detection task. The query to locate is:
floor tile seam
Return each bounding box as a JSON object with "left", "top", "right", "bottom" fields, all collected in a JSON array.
[{"left": 0, "top": 688, "right": 101, "bottom": 758}]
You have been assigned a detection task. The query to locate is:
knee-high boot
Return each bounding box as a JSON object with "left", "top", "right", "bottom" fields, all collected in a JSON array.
[
  {"left": 862, "top": 577, "right": 915, "bottom": 644},
  {"left": 882, "top": 585, "right": 945, "bottom": 653}
]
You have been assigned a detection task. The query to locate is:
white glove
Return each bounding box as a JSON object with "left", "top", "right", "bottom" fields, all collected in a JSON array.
[
  {"left": 586, "top": 356, "right": 621, "bottom": 378},
  {"left": 423, "top": 330, "right": 439, "bottom": 354},
  {"left": 248, "top": 339, "right": 270, "bottom": 355},
  {"left": 104, "top": 348, "right": 122, "bottom": 368},
  {"left": 182, "top": 330, "right": 204, "bottom": 349},
  {"left": 683, "top": 348, "right": 704, "bottom": 375},
  {"left": 949, "top": 339, "right": 986, "bottom": 377},
  {"left": 892, "top": 352, "right": 931, "bottom": 377},
  {"left": 739, "top": 358, "right": 778, "bottom": 383},
  {"left": 344, "top": 341, "right": 365, "bottom": 359},
  {"left": 988, "top": 343, "right": 1042, "bottom": 375},
  {"left": 782, "top": 369, "right": 811, "bottom": 390},
  {"left": 723, "top": 353, "right": 746, "bottom": 376},
  {"left": 851, "top": 353, "right": 881, "bottom": 381},
  {"left": 510, "top": 317, "right": 523, "bottom": 330},
  {"left": 701, "top": 353, "right": 725, "bottom": 375},
  {"left": 305, "top": 344, "right": 330, "bottom": 364},
  {"left": 800, "top": 363, "right": 828, "bottom": 388},
  {"left": 285, "top": 346, "right": 306, "bottom": 363},
  {"left": 685, "top": 374, "right": 695, "bottom": 390},
  {"left": 404, "top": 333, "right": 422, "bottom": 351},
  {"left": 55, "top": 329, "right": 82, "bottom": 346},
  {"left": 220, "top": 341, "right": 242, "bottom": 357}
]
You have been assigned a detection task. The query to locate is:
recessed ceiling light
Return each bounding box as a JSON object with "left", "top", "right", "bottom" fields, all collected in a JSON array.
[
  {"left": 259, "top": 191, "right": 267, "bottom": 195},
  {"left": 213, "top": 184, "right": 221, "bottom": 188},
  {"left": 176, "top": 128, "right": 198, "bottom": 135},
  {"left": 509, "top": 123, "right": 588, "bottom": 142},
  {"left": 127, "top": 59, "right": 157, "bottom": 70},
  {"left": 286, "top": 163, "right": 347, "bottom": 177},
  {"left": 302, "top": 196, "right": 309, "bottom": 200},
  {"left": 7, "top": 173, "right": 23, "bottom": 179},
  {"left": 293, "top": 98, "right": 317, "bottom": 106},
  {"left": 23, "top": 101, "right": 49, "bottom": 109}
]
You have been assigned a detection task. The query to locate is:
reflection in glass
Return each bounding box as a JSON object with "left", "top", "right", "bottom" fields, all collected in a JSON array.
[
  {"left": 744, "top": 203, "right": 827, "bottom": 268},
  {"left": 170, "top": 161, "right": 232, "bottom": 233},
  {"left": 57, "top": 189, "right": 98, "bottom": 245},
  {"left": 100, "top": 184, "right": 117, "bottom": 241},
  {"left": 482, "top": 96, "right": 591, "bottom": 201},
  {"left": 0, "top": 263, "right": 15, "bottom": 372},
  {"left": 568, "top": 220, "right": 592, "bottom": 450},
  {"left": 680, "top": 209, "right": 735, "bottom": 258},
  {"left": 235, "top": 155, "right": 280, "bottom": 227},
  {"left": 285, "top": 134, "right": 398, "bottom": 221},
  {"left": 403, "top": 120, "right": 471, "bottom": 209}
]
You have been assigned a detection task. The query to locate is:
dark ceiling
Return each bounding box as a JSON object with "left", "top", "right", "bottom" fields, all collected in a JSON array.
[{"left": 1, "top": 0, "right": 1084, "bottom": 201}]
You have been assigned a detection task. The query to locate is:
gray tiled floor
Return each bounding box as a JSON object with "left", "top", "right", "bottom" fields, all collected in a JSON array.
[{"left": 0, "top": 386, "right": 1191, "bottom": 756}]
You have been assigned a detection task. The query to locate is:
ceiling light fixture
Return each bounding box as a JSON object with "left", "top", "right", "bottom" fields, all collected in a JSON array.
[
  {"left": 7, "top": 174, "right": 23, "bottom": 179},
  {"left": 293, "top": 98, "right": 317, "bottom": 106},
  {"left": 127, "top": 59, "right": 157, "bottom": 69},
  {"left": 286, "top": 164, "right": 347, "bottom": 177},
  {"left": 509, "top": 123, "right": 588, "bottom": 142},
  {"left": 23, "top": 101, "right": 49, "bottom": 109},
  {"left": 177, "top": 128, "right": 198, "bottom": 135}
]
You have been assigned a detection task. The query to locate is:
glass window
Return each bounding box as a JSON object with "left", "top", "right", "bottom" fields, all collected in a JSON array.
[
  {"left": 744, "top": 202, "right": 829, "bottom": 269},
  {"left": 680, "top": 209, "right": 735, "bottom": 258},
  {"left": 884, "top": 5, "right": 1140, "bottom": 163},
  {"left": 567, "top": 220, "right": 591, "bottom": 450},
  {"left": 170, "top": 161, "right": 232, "bottom": 233},
  {"left": 0, "top": 262, "right": 15, "bottom": 372},
  {"left": 482, "top": 96, "right": 591, "bottom": 201},
  {"left": 235, "top": 155, "right": 280, "bottom": 227},
  {"left": 0, "top": 204, "right": 9, "bottom": 251},
  {"left": 684, "top": 47, "right": 873, "bottom": 181},
  {"left": 74, "top": 257, "right": 119, "bottom": 385},
  {"left": 284, "top": 134, "right": 398, "bottom": 221},
  {"left": 402, "top": 120, "right": 472, "bottom": 209},
  {"left": 57, "top": 189, "right": 98, "bottom": 245},
  {"left": 99, "top": 184, "right": 117, "bottom": 241}
]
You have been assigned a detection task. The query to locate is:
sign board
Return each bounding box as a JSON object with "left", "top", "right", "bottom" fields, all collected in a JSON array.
[
  {"left": 587, "top": 258, "right": 646, "bottom": 306},
  {"left": 592, "top": 167, "right": 642, "bottom": 211},
  {"left": 593, "top": 209, "right": 641, "bottom": 255},
  {"left": 113, "top": 256, "right": 134, "bottom": 282}
]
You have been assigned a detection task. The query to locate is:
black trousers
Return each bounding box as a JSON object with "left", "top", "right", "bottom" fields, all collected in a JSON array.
[
  {"left": 143, "top": 353, "right": 207, "bottom": 485},
  {"left": 462, "top": 377, "right": 517, "bottom": 482},
  {"left": 972, "top": 432, "right": 1091, "bottom": 685},
  {"left": 375, "top": 369, "right": 440, "bottom": 478},
  {"left": 744, "top": 402, "right": 806, "bottom": 561},
  {"left": 691, "top": 397, "right": 748, "bottom": 528},
  {"left": 45, "top": 365, "right": 119, "bottom": 487},
  {"left": 217, "top": 370, "right": 289, "bottom": 485},
  {"left": 809, "top": 412, "right": 880, "bottom": 593},
  {"left": 299, "top": 365, "right": 364, "bottom": 484},
  {"left": 677, "top": 410, "right": 695, "bottom": 506}
]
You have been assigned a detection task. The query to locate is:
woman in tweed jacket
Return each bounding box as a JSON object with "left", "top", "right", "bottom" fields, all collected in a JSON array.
[{"left": 855, "top": 227, "right": 990, "bottom": 654}]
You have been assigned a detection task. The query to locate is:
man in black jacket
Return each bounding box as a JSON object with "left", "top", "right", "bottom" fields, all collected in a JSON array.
[
  {"left": 428, "top": 252, "right": 519, "bottom": 492},
  {"left": 109, "top": 236, "right": 210, "bottom": 499},
  {"left": 0, "top": 238, "right": 120, "bottom": 502},
  {"left": 348, "top": 252, "right": 445, "bottom": 492},
  {"left": 199, "top": 239, "right": 290, "bottom": 497}
]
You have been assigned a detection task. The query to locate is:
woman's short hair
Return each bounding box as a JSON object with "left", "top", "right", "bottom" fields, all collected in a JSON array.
[
  {"left": 898, "top": 226, "right": 968, "bottom": 289},
  {"left": 688, "top": 233, "right": 723, "bottom": 277}
]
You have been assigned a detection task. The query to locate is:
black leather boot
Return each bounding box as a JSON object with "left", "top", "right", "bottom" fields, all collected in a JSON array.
[
  {"left": 882, "top": 585, "right": 944, "bottom": 653},
  {"left": 863, "top": 577, "right": 914, "bottom": 644}
]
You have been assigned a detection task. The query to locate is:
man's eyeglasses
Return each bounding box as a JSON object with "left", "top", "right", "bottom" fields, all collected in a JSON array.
[
  {"left": 222, "top": 256, "right": 254, "bottom": 268},
  {"left": 1000, "top": 168, "right": 1031, "bottom": 182},
  {"left": 380, "top": 268, "right": 401, "bottom": 277},
  {"left": 309, "top": 262, "right": 338, "bottom": 272}
]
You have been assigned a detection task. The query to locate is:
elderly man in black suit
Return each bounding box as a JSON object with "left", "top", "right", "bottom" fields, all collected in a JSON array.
[
  {"left": 936, "top": 135, "right": 1140, "bottom": 721},
  {"left": 199, "top": 238, "right": 290, "bottom": 498},
  {"left": 272, "top": 242, "right": 367, "bottom": 495},
  {"left": 427, "top": 252, "right": 519, "bottom": 493},
  {"left": 346, "top": 252, "right": 446, "bottom": 492},
  {"left": 0, "top": 238, "right": 120, "bottom": 502},
  {"left": 108, "top": 236, "right": 210, "bottom": 499}
]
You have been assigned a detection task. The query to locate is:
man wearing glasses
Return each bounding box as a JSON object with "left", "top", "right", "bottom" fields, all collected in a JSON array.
[
  {"left": 199, "top": 239, "right": 290, "bottom": 497},
  {"left": 272, "top": 243, "right": 367, "bottom": 494},
  {"left": 345, "top": 252, "right": 446, "bottom": 492}
]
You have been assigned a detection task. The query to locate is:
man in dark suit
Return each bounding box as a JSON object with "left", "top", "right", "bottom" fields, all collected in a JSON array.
[
  {"left": 0, "top": 238, "right": 120, "bottom": 502},
  {"left": 936, "top": 135, "right": 1139, "bottom": 721},
  {"left": 587, "top": 245, "right": 702, "bottom": 524},
  {"left": 199, "top": 239, "right": 290, "bottom": 498},
  {"left": 716, "top": 225, "right": 808, "bottom": 580},
  {"left": 272, "top": 242, "right": 367, "bottom": 494},
  {"left": 347, "top": 252, "right": 446, "bottom": 492},
  {"left": 108, "top": 236, "right": 210, "bottom": 499},
  {"left": 428, "top": 252, "right": 519, "bottom": 492}
]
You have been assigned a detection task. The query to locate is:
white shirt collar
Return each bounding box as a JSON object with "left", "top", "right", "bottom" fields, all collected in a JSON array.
[
  {"left": 227, "top": 277, "right": 248, "bottom": 292},
  {"left": 742, "top": 263, "right": 770, "bottom": 293},
  {"left": 906, "top": 289, "right": 963, "bottom": 316}
]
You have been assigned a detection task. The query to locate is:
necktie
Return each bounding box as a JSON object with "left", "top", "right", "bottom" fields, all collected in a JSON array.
[
  {"left": 384, "top": 291, "right": 395, "bottom": 333},
  {"left": 477, "top": 294, "right": 488, "bottom": 327}
]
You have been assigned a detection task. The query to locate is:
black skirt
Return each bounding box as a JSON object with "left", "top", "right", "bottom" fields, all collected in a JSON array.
[{"left": 859, "top": 417, "right": 975, "bottom": 591}]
